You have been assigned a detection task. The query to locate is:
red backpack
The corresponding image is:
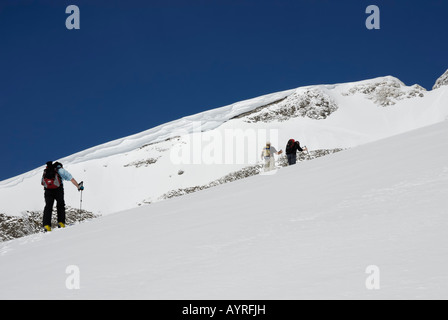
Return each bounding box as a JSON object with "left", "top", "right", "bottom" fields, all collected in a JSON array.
[{"left": 41, "top": 165, "right": 62, "bottom": 189}]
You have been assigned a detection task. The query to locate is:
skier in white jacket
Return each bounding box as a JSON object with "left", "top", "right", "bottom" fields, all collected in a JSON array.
[{"left": 261, "top": 142, "right": 283, "bottom": 172}]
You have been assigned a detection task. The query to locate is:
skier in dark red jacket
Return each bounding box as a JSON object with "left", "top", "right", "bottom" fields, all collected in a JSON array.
[{"left": 285, "top": 139, "right": 307, "bottom": 165}]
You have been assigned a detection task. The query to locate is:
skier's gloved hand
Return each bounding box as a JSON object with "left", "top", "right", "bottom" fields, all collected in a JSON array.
[{"left": 78, "top": 186, "right": 84, "bottom": 191}]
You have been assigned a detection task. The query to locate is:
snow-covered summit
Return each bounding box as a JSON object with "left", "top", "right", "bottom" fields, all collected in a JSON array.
[{"left": 433, "top": 69, "right": 448, "bottom": 90}]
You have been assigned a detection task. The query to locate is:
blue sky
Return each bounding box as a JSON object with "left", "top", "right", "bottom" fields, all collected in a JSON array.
[{"left": 0, "top": 0, "right": 447, "bottom": 181}]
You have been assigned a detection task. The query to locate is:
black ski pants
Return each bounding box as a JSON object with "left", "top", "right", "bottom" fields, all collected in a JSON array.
[
  {"left": 287, "top": 153, "right": 297, "bottom": 165},
  {"left": 43, "top": 187, "right": 65, "bottom": 227}
]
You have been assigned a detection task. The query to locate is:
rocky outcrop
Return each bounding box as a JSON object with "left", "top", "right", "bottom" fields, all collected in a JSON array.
[
  {"left": 342, "top": 77, "right": 426, "bottom": 107},
  {"left": 0, "top": 208, "right": 99, "bottom": 242},
  {"left": 245, "top": 88, "right": 338, "bottom": 123},
  {"left": 433, "top": 69, "right": 448, "bottom": 90},
  {"left": 124, "top": 157, "right": 159, "bottom": 168}
]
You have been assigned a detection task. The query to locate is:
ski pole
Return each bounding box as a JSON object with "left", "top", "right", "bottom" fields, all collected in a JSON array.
[{"left": 79, "top": 181, "right": 84, "bottom": 217}]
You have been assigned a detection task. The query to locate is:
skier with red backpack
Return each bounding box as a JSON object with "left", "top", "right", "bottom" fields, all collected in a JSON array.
[
  {"left": 41, "top": 161, "right": 84, "bottom": 231},
  {"left": 285, "top": 139, "right": 307, "bottom": 165}
]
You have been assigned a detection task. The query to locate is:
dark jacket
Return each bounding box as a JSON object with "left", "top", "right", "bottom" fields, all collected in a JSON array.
[{"left": 286, "top": 141, "right": 303, "bottom": 155}]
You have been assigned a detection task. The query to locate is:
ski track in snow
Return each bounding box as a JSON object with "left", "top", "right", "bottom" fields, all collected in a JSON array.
[{"left": 337, "top": 167, "right": 448, "bottom": 211}]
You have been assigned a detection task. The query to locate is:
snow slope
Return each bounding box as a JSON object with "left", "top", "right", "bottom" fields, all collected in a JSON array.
[
  {"left": 1, "top": 120, "right": 447, "bottom": 299},
  {"left": 1, "top": 75, "right": 448, "bottom": 217}
]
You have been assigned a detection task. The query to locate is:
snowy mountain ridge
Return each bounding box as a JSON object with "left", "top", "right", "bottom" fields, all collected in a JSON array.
[
  {"left": 1, "top": 71, "right": 448, "bottom": 299},
  {"left": 1, "top": 72, "right": 448, "bottom": 217}
]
